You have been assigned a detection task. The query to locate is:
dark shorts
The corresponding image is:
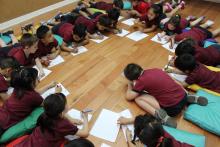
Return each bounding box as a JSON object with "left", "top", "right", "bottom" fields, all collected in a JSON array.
[
  {"left": 89, "top": 12, "right": 103, "bottom": 19},
  {"left": 196, "top": 26, "right": 213, "bottom": 39},
  {"left": 52, "top": 22, "right": 65, "bottom": 35},
  {"left": 211, "top": 44, "right": 220, "bottom": 52},
  {"left": 162, "top": 94, "right": 187, "bottom": 117}
]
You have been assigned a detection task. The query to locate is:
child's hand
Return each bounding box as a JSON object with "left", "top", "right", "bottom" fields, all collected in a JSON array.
[
  {"left": 157, "top": 34, "right": 162, "bottom": 41},
  {"left": 71, "top": 118, "right": 83, "bottom": 125},
  {"left": 125, "top": 127, "right": 132, "bottom": 141},
  {"left": 164, "top": 67, "right": 173, "bottom": 73},
  {"left": 81, "top": 111, "right": 89, "bottom": 122},
  {"left": 117, "top": 117, "right": 130, "bottom": 125},
  {"left": 39, "top": 72, "right": 45, "bottom": 79},
  {"left": 49, "top": 81, "right": 58, "bottom": 89},
  {"left": 55, "top": 85, "right": 62, "bottom": 93},
  {"left": 72, "top": 47, "right": 78, "bottom": 53},
  {"left": 97, "top": 35, "right": 104, "bottom": 40}
]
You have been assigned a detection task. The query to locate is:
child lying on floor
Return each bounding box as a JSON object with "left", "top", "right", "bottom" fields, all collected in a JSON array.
[
  {"left": 171, "top": 54, "right": 220, "bottom": 93},
  {"left": 123, "top": 63, "right": 207, "bottom": 128},
  {"left": 133, "top": 2, "right": 185, "bottom": 33}
]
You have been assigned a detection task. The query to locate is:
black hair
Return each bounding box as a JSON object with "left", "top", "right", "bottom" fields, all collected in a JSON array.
[
  {"left": 10, "top": 67, "right": 38, "bottom": 99},
  {"left": 0, "top": 57, "right": 20, "bottom": 70},
  {"left": 175, "top": 38, "right": 196, "bottom": 56},
  {"left": 107, "top": 8, "right": 120, "bottom": 21},
  {"left": 168, "top": 14, "right": 181, "bottom": 28},
  {"left": 61, "top": 12, "right": 80, "bottom": 24},
  {"left": 20, "top": 33, "right": 38, "bottom": 47},
  {"left": 133, "top": 114, "right": 172, "bottom": 147},
  {"left": 37, "top": 93, "right": 66, "bottom": 134},
  {"left": 174, "top": 54, "right": 197, "bottom": 72},
  {"left": 65, "top": 138, "right": 95, "bottom": 147},
  {"left": 151, "top": 4, "right": 163, "bottom": 16},
  {"left": 98, "top": 15, "right": 113, "bottom": 27},
  {"left": 36, "top": 25, "right": 50, "bottom": 39},
  {"left": 124, "top": 63, "right": 143, "bottom": 81},
  {"left": 73, "top": 23, "right": 87, "bottom": 38},
  {"left": 113, "top": 0, "right": 124, "bottom": 9}
]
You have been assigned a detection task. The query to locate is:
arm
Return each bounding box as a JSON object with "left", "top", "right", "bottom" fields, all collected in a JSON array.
[
  {"left": 75, "top": 112, "right": 89, "bottom": 138},
  {"left": 74, "top": 35, "right": 90, "bottom": 46},
  {"left": 88, "top": 33, "right": 104, "bottom": 39},
  {"left": 142, "top": 25, "right": 157, "bottom": 33},
  {"left": 36, "top": 81, "right": 58, "bottom": 94},
  {"left": 35, "top": 58, "right": 45, "bottom": 78},
  {"left": 176, "top": 80, "right": 189, "bottom": 88},
  {"left": 126, "top": 128, "right": 136, "bottom": 147},
  {"left": 118, "top": 116, "right": 135, "bottom": 125},
  {"left": 0, "top": 93, "right": 9, "bottom": 101},
  {"left": 126, "top": 83, "right": 139, "bottom": 101},
  {"left": 47, "top": 46, "right": 61, "bottom": 60}
]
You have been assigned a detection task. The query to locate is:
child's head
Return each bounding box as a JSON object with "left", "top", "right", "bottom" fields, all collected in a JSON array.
[
  {"left": 20, "top": 33, "right": 38, "bottom": 54},
  {"left": 38, "top": 93, "right": 66, "bottom": 133},
  {"left": 124, "top": 63, "right": 143, "bottom": 81},
  {"left": 72, "top": 24, "right": 87, "bottom": 42},
  {"left": 36, "top": 25, "right": 54, "bottom": 44},
  {"left": 0, "top": 57, "right": 20, "bottom": 77},
  {"left": 174, "top": 54, "right": 197, "bottom": 73},
  {"left": 65, "top": 138, "right": 95, "bottom": 147},
  {"left": 133, "top": 114, "right": 172, "bottom": 147},
  {"left": 107, "top": 8, "right": 120, "bottom": 22},
  {"left": 167, "top": 15, "right": 181, "bottom": 30},
  {"left": 97, "top": 15, "right": 113, "bottom": 31},
  {"left": 175, "top": 38, "right": 196, "bottom": 57},
  {"left": 148, "top": 4, "right": 162, "bottom": 21},
  {"left": 113, "top": 0, "right": 124, "bottom": 9},
  {"left": 10, "top": 67, "right": 39, "bottom": 99}
]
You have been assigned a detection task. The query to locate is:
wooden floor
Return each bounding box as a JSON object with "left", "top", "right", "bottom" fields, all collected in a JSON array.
[{"left": 3, "top": 0, "right": 220, "bottom": 146}]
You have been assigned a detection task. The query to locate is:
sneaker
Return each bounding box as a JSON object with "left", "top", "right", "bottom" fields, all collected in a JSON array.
[
  {"left": 187, "top": 95, "right": 208, "bottom": 106},
  {"left": 155, "top": 109, "right": 177, "bottom": 128}
]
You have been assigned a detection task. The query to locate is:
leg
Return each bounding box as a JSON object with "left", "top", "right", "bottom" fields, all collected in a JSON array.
[
  {"left": 200, "top": 20, "right": 214, "bottom": 29},
  {"left": 0, "top": 38, "right": 6, "bottom": 47},
  {"left": 134, "top": 94, "right": 160, "bottom": 115},
  {"left": 165, "top": 1, "right": 184, "bottom": 18},
  {"left": 212, "top": 28, "right": 220, "bottom": 38},
  {"left": 9, "top": 34, "right": 18, "bottom": 44},
  {"left": 190, "top": 16, "right": 205, "bottom": 27}
]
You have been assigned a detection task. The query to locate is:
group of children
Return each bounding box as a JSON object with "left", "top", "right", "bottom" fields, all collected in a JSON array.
[{"left": 0, "top": 0, "right": 219, "bottom": 147}]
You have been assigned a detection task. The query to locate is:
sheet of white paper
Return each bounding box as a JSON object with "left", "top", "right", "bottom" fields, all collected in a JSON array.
[
  {"left": 101, "top": 143, "right": 111, "bottom": 147},
  {"left": 116, "top": 29, "right": 130, "bottom": 37},
  {"left": 90, "top": 109, "right": 120, "bottom": 142},
  {"left": 151, "top": 34, "right": 168, "bottom": 44},
  {"left": 48, "top": 55, "right": 64, "bottom": 68},
  {"left": 67, "top": 109, "right": 92, "bottom": 129},
  {"left": 122, "top": 18, "right": 136, "bottom": 26},
  {"left": 169, "top": 73, "right": 187, "bottom": 83},
  {"left": 126, "top": 31, "right": 148, "bottom": 41},
  {"left": 7, "top": 87, "right": 14, "bottom": 95},
  {"left": 118, "top": 16, "right": 124, "bottom": 21},
  {"left": 41, "top": 83, "right": 70, "bottom": 99},
  {"left": 120, "top": 109, "right": 136, "bottom": 141},
  {"left": 72, "top": 46, "right": 88, "bottom": 56},
  {"left": 162, "top": 42, "right": 178, "bottom": 53},
  {"left": 65, "top": 109, "right": 93, "bottom": 140},
  {"left": 91, "top": 36, "right": 109, "bottom": 43},
  {"left": 33, "top": 66, "right": 52, "bottom": 81}
]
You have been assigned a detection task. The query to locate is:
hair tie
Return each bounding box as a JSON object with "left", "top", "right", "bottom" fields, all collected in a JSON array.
[{"left": 156, "top": 136, "right": 164, "bottom": 147}]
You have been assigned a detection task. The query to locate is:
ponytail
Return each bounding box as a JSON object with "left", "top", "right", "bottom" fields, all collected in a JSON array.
[{"left": 37, "top": 93, "right": 66, "bottom": 134}]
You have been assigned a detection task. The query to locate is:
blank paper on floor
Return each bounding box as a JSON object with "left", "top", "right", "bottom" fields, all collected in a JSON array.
[
  {"left": 72, "top": 46, "right": 88, "bottom": 56},
  {"left": 65, "top": 109, "right": 93, "bottom": 140},
  {"left": 33, "top": 66, "right": 52, "bottom": 81},
  {"left": 122, "top": 18, "right": 136, "bottom": 26},
  {"left": 41, "top": 83, "right": 70, "bottom": 99},
  {"left": 90, "top": 109, "right": 120, "bottom": 142},
  {"left": 101, "top": 143, "right": 111, "bottom": 147},
  {"left": 151, "top": 34, "right": 168, "bottom": 44},
  {"left": 162, "top": 42, "right": 178, "bottom": 53},
  {"left": 48, "top": 55, "right": 65, "bottom": 68},
  {"left": 116, "top": 29, "right": 130, "bottom": 37},
  {"left": 169, "top": 73, "right": 187, "bottom": 83},
  {"left": 120, "top": 109, "right": 136, "bottom": 141},
  {"left": 126, "top": 31, "right": 148, "bottom": 41},
  {"left": 91, "top": 36, "right": 109, "bottom": 43}
]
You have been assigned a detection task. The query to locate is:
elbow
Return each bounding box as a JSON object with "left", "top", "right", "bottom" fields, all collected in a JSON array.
[
  {"left": 80, "top": 131, "right": 89, "bottom": 138},
  {"left": 125, "top": 93, "right": 135, "bottom": 101}
]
